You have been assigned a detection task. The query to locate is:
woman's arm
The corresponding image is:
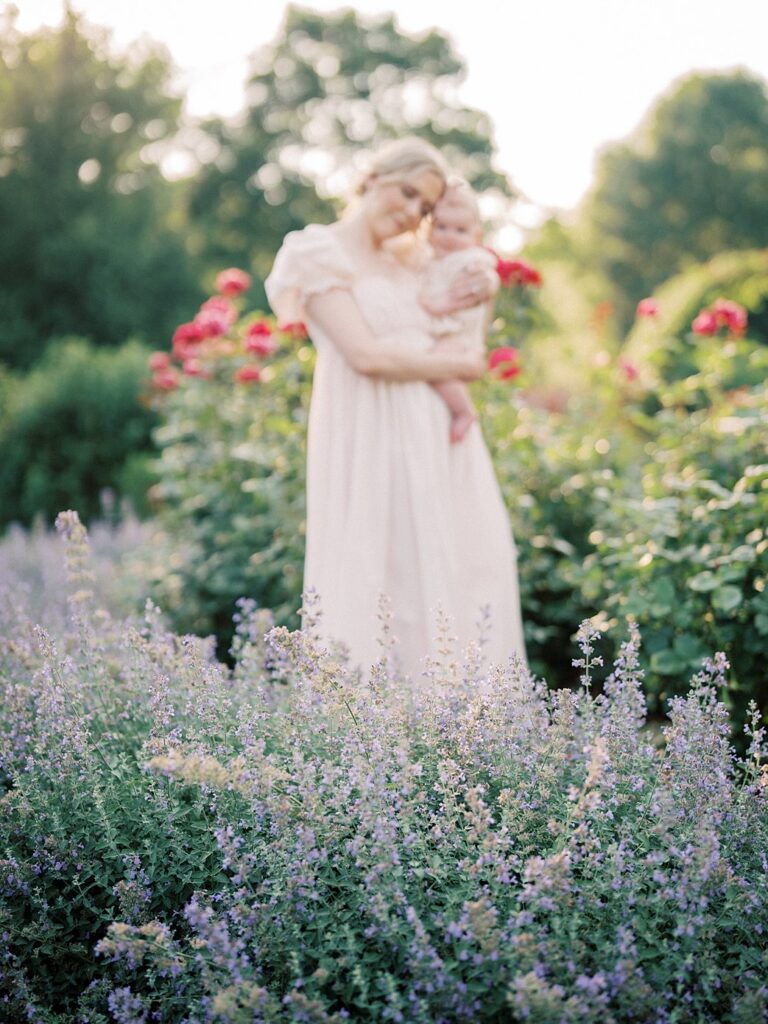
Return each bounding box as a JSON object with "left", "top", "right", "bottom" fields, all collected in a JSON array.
[{"left": 306, "top": 289, "right": 486, "bottom": 382}]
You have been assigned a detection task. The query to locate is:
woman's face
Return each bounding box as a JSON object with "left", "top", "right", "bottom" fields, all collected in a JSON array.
[{"left": 362, "top": 169, "right": 445, "bottom": 245}]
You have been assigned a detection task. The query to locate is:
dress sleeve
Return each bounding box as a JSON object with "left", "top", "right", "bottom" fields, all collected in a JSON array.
[{"left": 265, "top": 225, "right": 355, "bottom": 323}]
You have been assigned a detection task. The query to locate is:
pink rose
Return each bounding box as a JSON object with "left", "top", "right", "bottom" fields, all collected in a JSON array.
[
  {"left": 182, "top": 358, "right": 209, "bottom": 378},
  {"left": 234, "top": 364, "right": 262, "bottom": 384},
  {"left": 194, "top": 297, "right": 237, "bottom": 339},
  {"left": 691, "top": 311, "right": 718, "bottom": 336},
  {"left": 149, "top": 351, "right": 172, "bottom": 372},
  {"left": 488, "top": 345, "right": 522, "bottom": 380},
  {"left": 172, "top": 321, "right": 206, "bottom": 360},
  {"left": 245, "top": 320, "right": 278, "bottom": 356},
  {"left": 712, "top": 298, "right": 747, "bottom": 336},
  {"left": 636, "top": 298, "right": 659, "bottom": 318},
  {"left": 619, "top": 358, "right": 640, "bottom": 381},
  {"left": 215, "top": 268, "right": 251, "bottom": 297},
  {"left": 152, "top": 368, "right": 180, "bottom": 391}
]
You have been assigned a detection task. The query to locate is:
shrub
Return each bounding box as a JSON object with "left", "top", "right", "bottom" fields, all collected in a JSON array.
[
  {"left": 577, "top": 386, "right": 768, "bottom": 729},
  {"left": 481, "top": 393, "right": 619, "bottom": 684},
  {"left": 0, "top": 337, "right": 158, "bottom": 528},
  {"left": 624, "top": 249, "right": 768, "bottom": 392},
  {"left": 0, "top": 516, "right": 766, "bottom": 1022}
]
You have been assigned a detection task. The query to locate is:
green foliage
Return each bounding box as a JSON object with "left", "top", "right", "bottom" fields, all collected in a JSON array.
[
  {"left": 0, "top": 8, "right": 202, "bottom": 367},
  {"left": 481, "top": 394, "right": 611, "bottom": 683},
  {"left": 187, "top": 4, "right": 513, "bottom": 290},
  {"left": 580, "top": 71, "right": 768, "bottom": 328},
  {"left": 577, "top": 387, "right": 768, "bottom": 727},
  {"left": 0, "top": 338, "right": 158, "bottom": 527},
  {"left": 1, "top": 523, "right": 767, "bottom": 1021}
]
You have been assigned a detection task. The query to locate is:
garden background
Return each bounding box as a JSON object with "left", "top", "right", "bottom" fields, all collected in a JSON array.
[{"left": 1, "top": 3, "right": 768, "bottom": 1021}]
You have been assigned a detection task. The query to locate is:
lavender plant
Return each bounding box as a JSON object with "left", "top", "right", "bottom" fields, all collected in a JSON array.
[{"left": 1, "top": 515, "right": 766, "bottom": 1022}]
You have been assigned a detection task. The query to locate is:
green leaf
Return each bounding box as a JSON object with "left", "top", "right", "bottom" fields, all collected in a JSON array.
[
  {"left": 712, "top": 585, "right": 743, "bottom": 613},
  {"left": 649, "top": 576, "right": 676, "bottom": 615},
  {"left": 688, "top": 571, "right": 719, "bottom": 593},
  {"left": 672, "top": 633, "right": 707, "bottom": 663},
  {"left": 730, "top": 544, "right": 757, "bottom": 563},
  {"left": 650, "top": 650, "right": 687, "bottom": 675}
]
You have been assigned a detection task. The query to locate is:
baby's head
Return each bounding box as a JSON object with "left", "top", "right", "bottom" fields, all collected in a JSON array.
[{"left": 429, "top": 178, "right": 483, "bottom": 257}]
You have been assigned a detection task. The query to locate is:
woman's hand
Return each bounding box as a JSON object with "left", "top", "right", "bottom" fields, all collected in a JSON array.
[
  {"left": 438, "top": 340, "right": 486, "bottom": 380},
  {"left": 443, "top": 261, "right": 499, "bottom": 313}
]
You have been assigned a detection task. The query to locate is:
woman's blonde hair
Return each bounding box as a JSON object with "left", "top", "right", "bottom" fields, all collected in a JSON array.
[{"left": 357, "top": 137, "right": 449, "bottom": 195}]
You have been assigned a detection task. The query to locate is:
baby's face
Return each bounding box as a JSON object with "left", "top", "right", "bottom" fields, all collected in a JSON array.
[{"left": 429, "top": 199, "right": 482, "bottom": 256}]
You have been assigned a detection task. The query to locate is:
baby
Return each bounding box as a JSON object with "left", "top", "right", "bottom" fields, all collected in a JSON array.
[{"left": 420, "top": 180, "right": 497, "bottom": 443}]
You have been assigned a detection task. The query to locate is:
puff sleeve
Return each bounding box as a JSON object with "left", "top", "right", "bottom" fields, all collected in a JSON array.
[{"left": 265, "top": 224, "right": 355, "bottom": 324}]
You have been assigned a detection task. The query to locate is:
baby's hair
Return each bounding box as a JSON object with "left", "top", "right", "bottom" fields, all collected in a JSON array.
[
  {"left": 356, "top": 137, "right": 449, "bottom": 196},
  {"left": 437, "top": 176, "right": 482, "bottom": 223}
]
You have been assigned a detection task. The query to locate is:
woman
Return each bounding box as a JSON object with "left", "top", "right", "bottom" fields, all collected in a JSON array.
[{"left": 266, "top": 138, "right": 525, "bottom": 678}]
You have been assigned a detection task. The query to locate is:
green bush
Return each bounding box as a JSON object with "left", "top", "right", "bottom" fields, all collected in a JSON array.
[
  {"left": 0, "top": 337, "right": 158, "bottom": 528},
  {"left": 577, "top": 386, "right": 768, "bottom": 729},
  {"left": 480, "top": 392, "right": 620, "bottom": 684}
]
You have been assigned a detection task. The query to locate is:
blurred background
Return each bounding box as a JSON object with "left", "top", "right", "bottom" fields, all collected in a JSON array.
[
  {"left": 2, "top": 0, "right": 768, "bottom": 721},
  {"left": 2, "top": 0, "right": 767, "bottom": 529}
]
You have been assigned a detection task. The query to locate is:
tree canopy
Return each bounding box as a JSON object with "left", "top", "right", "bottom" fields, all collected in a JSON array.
[
  {"left": 0, "top": 7, "right": 201, "bottom": 367},
  {"left": 187, "top": 4, "right": 514, "bottom": 288},
  {"left": 579, "top": 71, "right": 768, "bottom": 328}
]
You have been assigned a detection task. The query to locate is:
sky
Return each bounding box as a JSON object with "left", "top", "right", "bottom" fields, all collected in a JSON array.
[{"left": 12, "top": 0, "right": 768, "bottom": 222}]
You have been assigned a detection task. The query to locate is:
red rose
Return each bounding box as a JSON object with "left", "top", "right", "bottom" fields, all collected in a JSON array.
[
  {"left": 279, "top": 321, "right": 309, "bottom": 339},
  {"left": 234, "top": 364, "right": 262, "bottom": 384},
  {"left": 635, "top": 298, "right": 659, "bottom": 318},
  {"left": 148, "top": 351, "right": 172, "bottom": 372},
  {"left": 712, "top": 298, "right": 747, "bottom": 336},
  {"left": 215, "top": 268, "right": 251, "bottom": 297},
  {"left": 691, "top": 311, "right": 718, "bottom": 336},
  {"left": 245, "top": 321, "right": 278, "bottom": 356},
  {"left": 495, "top": 258, "right": 542, "bottom": 288},
  {"left": 488, "top": 345, "right": 522, "bottom": 380}
]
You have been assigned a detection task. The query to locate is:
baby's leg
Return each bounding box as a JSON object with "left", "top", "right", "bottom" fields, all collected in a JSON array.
[{"left": 432, "top": 380, "right": 478, "bottom": 443}]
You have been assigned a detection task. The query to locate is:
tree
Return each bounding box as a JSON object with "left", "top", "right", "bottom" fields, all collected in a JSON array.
[
  {"left": 0, "top": 6, "right": 202, "bottom": 368},
  {"left": 187, "top": 4, "right": 515, "bottom": 291},
  {"left": 580, "top": 71, "right": 768, "bottom": 329}
]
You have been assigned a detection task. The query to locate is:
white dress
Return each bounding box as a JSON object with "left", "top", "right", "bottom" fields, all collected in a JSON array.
[{"left": 266, "top": 224, "right": 525, "bottom": 679}]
